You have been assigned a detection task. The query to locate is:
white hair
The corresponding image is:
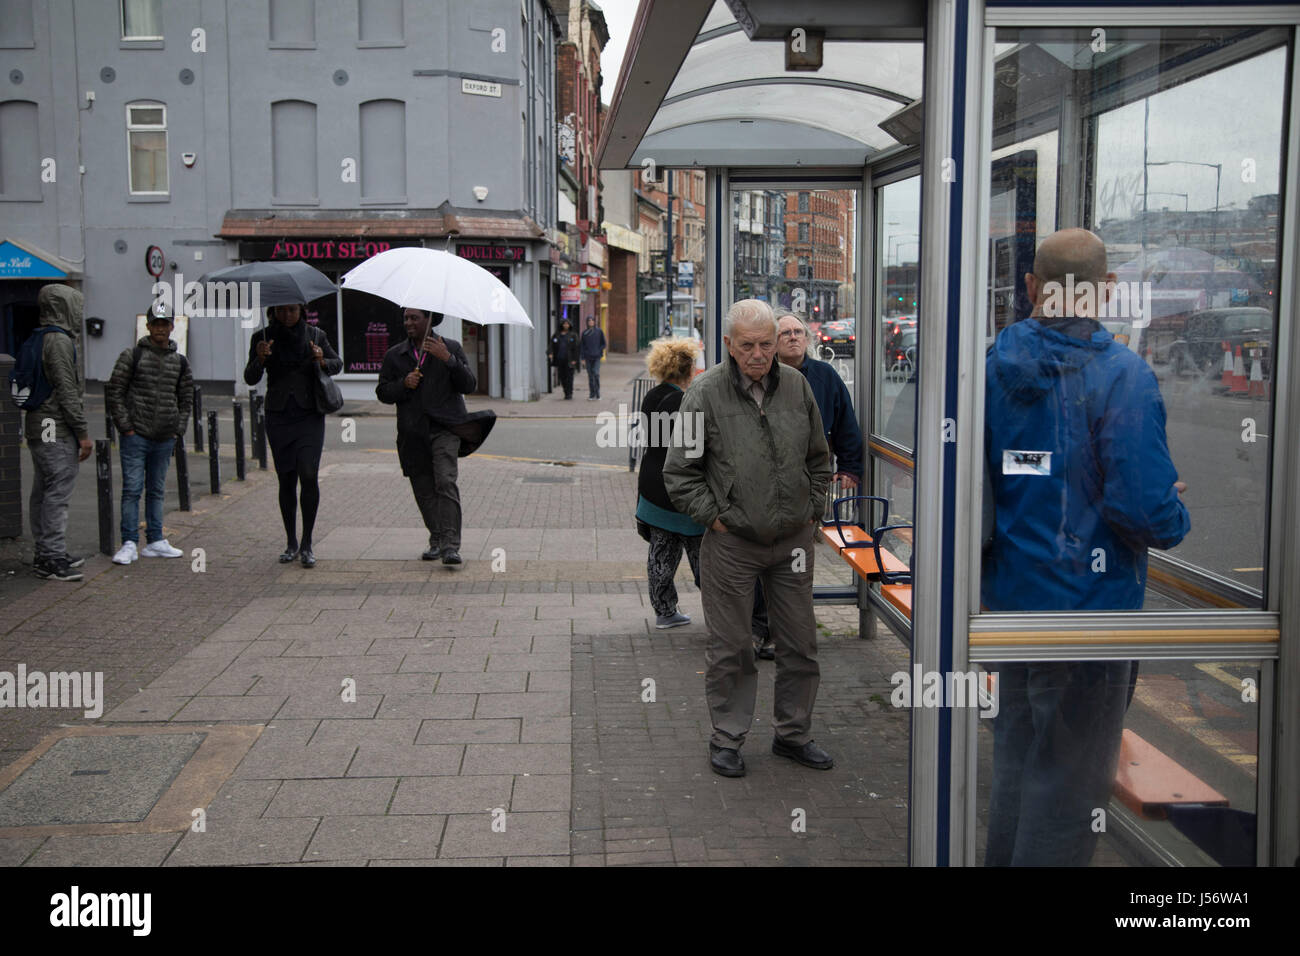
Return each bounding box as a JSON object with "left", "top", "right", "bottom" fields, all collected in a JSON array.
[
  {"left": 723, "top": 299, "right": 778, "bottom": 338},
  {"left": 774, "top": 307, "right": 815, "bottom": 360}
]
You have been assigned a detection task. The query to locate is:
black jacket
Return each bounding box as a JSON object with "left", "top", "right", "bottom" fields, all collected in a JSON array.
[
  {"left": 243, "top": 323, "right": 342, "bottom": 412},
  {"left": 549, "top": 331, "right": 578, "bottom": 367},
  {"left": 106, "top": 337, "right": 194, "bottom": 441},
  {"left": 637, "top": 382, "right": 687, "bottom": 513},
  {"left": 375, "top": 335, "right": 496, "bottom": 474}
]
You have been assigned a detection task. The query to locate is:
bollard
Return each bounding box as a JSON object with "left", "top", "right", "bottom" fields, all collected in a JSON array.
[
  {"left": 207, "top": 410, "right": 220, "bottom": 495},
  {"left": 233, "top": 400, "right": 246, "bottom": 481},
  {"left": 193, "top": 384, "right": 204, "bottom": 453},
  {"left": 252, "top": 393, "right": 267, "bottom": 469},
  {"left": 95, "top": 439, "right": 114, "bottom": 556},
  {"left": 174, "top": 437, "right": 191, "bottom": 511}
]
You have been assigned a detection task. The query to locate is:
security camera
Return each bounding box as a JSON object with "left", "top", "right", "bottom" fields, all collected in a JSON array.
[
  {"left": 182, "top": 152, "right": 196, "bottom": 167},
  {"left": 472, "top": 186, "right": 489, "bottom": 202}
]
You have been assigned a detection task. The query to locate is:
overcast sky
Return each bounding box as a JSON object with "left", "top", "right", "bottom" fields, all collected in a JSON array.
[{"left": 598, "top": 0, "right": 641, "bottom": 104}]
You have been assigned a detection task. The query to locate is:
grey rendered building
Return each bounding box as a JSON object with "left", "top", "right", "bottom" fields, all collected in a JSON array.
[{"left": 1, "top": 0, "right": 561, "bottom": 400}]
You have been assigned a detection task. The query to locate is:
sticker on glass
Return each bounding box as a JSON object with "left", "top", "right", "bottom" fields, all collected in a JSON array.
[{"left": 1003, "top": 450, "right": 1051, "bottom": 476}]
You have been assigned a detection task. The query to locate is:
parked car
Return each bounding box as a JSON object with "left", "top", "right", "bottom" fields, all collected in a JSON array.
[
  {"left": 818, "top": 318, "right": 856, "bottom": 358},
  {"left": 1169, "top": 306, "right": 1273, "bottom": 377}
]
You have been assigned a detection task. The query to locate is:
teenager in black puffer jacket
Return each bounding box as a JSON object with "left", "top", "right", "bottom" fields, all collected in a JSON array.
[{"left": 106, "top": 303, "right": 194, "bottom": 565}]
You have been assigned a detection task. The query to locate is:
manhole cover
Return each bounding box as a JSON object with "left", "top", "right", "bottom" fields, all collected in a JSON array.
[
  {"left": 0, "top": 733, "right": 205, "bottom": 827},
  {"left": 522, "top": 476, "right": 576, "bottom": 483}
]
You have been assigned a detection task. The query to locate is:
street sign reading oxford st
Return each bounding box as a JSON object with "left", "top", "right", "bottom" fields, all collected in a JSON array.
[
  {"left": 461, "top": 78, "right": 502, "bottom": 98},
  {"left": 145, "top": 245, "right": 165, "bottom": 278}
]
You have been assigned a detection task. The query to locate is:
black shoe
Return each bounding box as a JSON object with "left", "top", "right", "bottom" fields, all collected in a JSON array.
[
  {"left": 441, "top": 549, "right": 463, "bottom": 566},
  {"left": 62, "top": 554, "right": 86, "bottom": 569},
  {"left": 753, "top": 635, "right": 775, "bottom": 660},
  {"left": 32, "top": 557, "right": 55, "bottom": 579},
  {"left": 422, "top": 547, "right": 441, "bottom": 561},
  {"left": 299, "top": 548, "right": 316, "bottom": 568},
  {"left": 279, "top": 547, "right": 299, "bottom": 563},
  {"left": 709, "top": 743, "right": 745, "bottom": 778},
  {"left": 772, "top": 738, "right": 834, "bottom": 770},
  {"left": 43, "top": 557, "right": 84, "bottom": 582}
]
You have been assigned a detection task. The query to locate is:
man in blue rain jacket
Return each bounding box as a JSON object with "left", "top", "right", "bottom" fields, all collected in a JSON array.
[{"left": 983, "top": 228, "right": 1190, "bottom": 866}]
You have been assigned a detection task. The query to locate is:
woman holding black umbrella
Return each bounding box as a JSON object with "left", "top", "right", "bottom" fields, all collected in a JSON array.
[{"left": 243, "top": 304, "right": 341, "bottom": 567}]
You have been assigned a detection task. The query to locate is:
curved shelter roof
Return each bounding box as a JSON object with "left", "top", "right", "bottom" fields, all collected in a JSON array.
[{"left": 598, "top": 0, "right": 924, "bottom": 169}]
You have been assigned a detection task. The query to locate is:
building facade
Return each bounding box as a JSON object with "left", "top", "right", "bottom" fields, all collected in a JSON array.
[
  {"left": 550, "top": 0, "right": 607, "bottom": 363},
  {"left": 1, "top": 0, "right": 562, "bottom": 401}
]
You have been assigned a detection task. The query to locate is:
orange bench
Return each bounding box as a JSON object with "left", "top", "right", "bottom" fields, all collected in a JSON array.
[
  {"left": 1112, "top": 729, "right": 1229, "bottom": 818},
  {"left": 819, "top": 523, "right": 914, "bottom": 619}
]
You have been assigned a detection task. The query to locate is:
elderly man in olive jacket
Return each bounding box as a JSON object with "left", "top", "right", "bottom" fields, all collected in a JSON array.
[{"left": 663, "top": 299, "right": 833, "bottom": 778}]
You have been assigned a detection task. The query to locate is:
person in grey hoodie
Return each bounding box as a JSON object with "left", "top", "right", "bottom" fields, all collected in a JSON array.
[
  {"left": 24, "top": 284, "right": 91, "bottom": 582},
  {"left": 106, "top": 302, "right": 194, "bottom": 564}
]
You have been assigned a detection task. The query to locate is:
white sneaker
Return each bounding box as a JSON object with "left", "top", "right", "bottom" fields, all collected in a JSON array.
[
  {"left": 112, "top": 541, "right": 138, "bottom": 565},
  {"left": 141, "top": 538, "right": 183, "bottom": 558}
]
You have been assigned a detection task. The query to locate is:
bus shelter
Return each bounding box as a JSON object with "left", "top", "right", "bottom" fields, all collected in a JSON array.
[{"left": 599, "top": 0, "right": 1300, "bottom": 866}]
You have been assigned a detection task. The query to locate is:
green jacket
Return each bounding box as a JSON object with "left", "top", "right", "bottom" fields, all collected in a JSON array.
[
  {"left": 106, "top": 337, "right": 194, "bottom": 441},
  {"left": 663, "top": 353, "right": 831, "bottom": 545},
  {"left": 24, "top": 284, "right": 87, "bottom": 443}
]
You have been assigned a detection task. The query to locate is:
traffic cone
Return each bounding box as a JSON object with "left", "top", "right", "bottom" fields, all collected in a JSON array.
[
  {"left": 1220, "top": 341, "right": 1234, "bottom": 388},
  {"left": 1230, "top": 345, "right": 1248, "bottom": 394},
  {"left": 1249, "top": 352, "right": 1266, "bottom": 399}
]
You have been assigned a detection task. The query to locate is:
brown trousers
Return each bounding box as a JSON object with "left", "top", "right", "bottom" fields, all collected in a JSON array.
[{"left": 700, "top": 522, "right": 820, "bottom": 749}]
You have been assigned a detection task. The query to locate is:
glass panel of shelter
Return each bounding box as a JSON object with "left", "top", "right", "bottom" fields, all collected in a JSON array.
[
  {"left": 972, "top": 23, "right": 1289, "bottom": 867},
  {"left": 728, "top": 185, "right": 863, "bottom": 594}
]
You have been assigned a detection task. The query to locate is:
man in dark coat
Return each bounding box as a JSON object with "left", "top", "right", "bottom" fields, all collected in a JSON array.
[
  {"left": 548, "top": 319, "right": 579, "bottom": 399},
  {"left": 376, "top": 309, "right": 496, "bottom": 564},
  {"left": 580, "top": 316, "right": 607, "bottom": 400}
]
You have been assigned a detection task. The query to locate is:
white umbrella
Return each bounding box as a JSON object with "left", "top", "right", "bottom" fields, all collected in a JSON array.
[{"left": 339, "top": 247, "right": 533, "bottom": 329}]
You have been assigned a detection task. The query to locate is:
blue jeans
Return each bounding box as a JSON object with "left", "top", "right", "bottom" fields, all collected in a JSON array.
[
  {"left": 120, "top": 433, "right": 175, "bottom": 545},
  {"left": 584, "top": 357, "right": 601, "bottom": 397},
  {"left": 984, "top": 660, "right": 1132, "bottom": 866}
]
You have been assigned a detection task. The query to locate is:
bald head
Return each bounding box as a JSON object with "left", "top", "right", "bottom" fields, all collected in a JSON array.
[
  {"left": 1033, "top": 228, "right": 1108, "bottom": 286},
  {"left": 1026, "top": 228, "right": 1116, "bottom": 321}
]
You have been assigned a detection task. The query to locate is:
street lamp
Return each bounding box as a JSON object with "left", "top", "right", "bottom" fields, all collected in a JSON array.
[{"left": 1144, "top": 159, "right": 1223, "bottom": 260}]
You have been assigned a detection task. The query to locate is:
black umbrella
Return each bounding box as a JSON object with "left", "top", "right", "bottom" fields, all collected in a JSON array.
[{"left": 197, "top": 260, "right": 337, "bottom": 308}]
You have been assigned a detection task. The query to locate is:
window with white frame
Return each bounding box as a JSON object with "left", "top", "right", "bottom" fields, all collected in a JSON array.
[
  {"left": 121, "top": 0, "right": 162, "bottom": 39},
  {"left": 126, "top": 103, "right": 168, "bottom": 194}
]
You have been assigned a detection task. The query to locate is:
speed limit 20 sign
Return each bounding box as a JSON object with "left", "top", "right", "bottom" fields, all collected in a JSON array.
[{"left": 145, "top": 245, "right": 166, "bottom": 278}]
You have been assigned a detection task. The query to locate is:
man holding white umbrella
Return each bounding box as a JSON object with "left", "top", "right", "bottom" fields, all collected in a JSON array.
[
  {"left": 376, "top": 308, "right": 493, "bottom": 565},
  {"left": 346, "top": 247, "right": 529, "bottom": 564}
]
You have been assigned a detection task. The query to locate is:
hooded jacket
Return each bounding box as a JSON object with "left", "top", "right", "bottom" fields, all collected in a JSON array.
[
  {"left": 982, "top": 316, "right": 1190, "bottom": 611},
  {"left": 24, "top": 284, "right": 87, "bottom": 443},
  {"left": 106, "top": 336, "right": 194, "bottom": 441},
  {"left": 663, "top": 353, "right": 831, "bottom": 545}
]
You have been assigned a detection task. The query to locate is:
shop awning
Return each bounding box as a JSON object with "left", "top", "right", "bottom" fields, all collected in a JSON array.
[
  {"left": 0, "top": 238, "right": 82, "bottom": 280},
  {"left": 217, "top": 202, "right": 545, "bottom": 241},
  {"left": 597, "top": 0, "right": 924, "bottom": 170}
]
